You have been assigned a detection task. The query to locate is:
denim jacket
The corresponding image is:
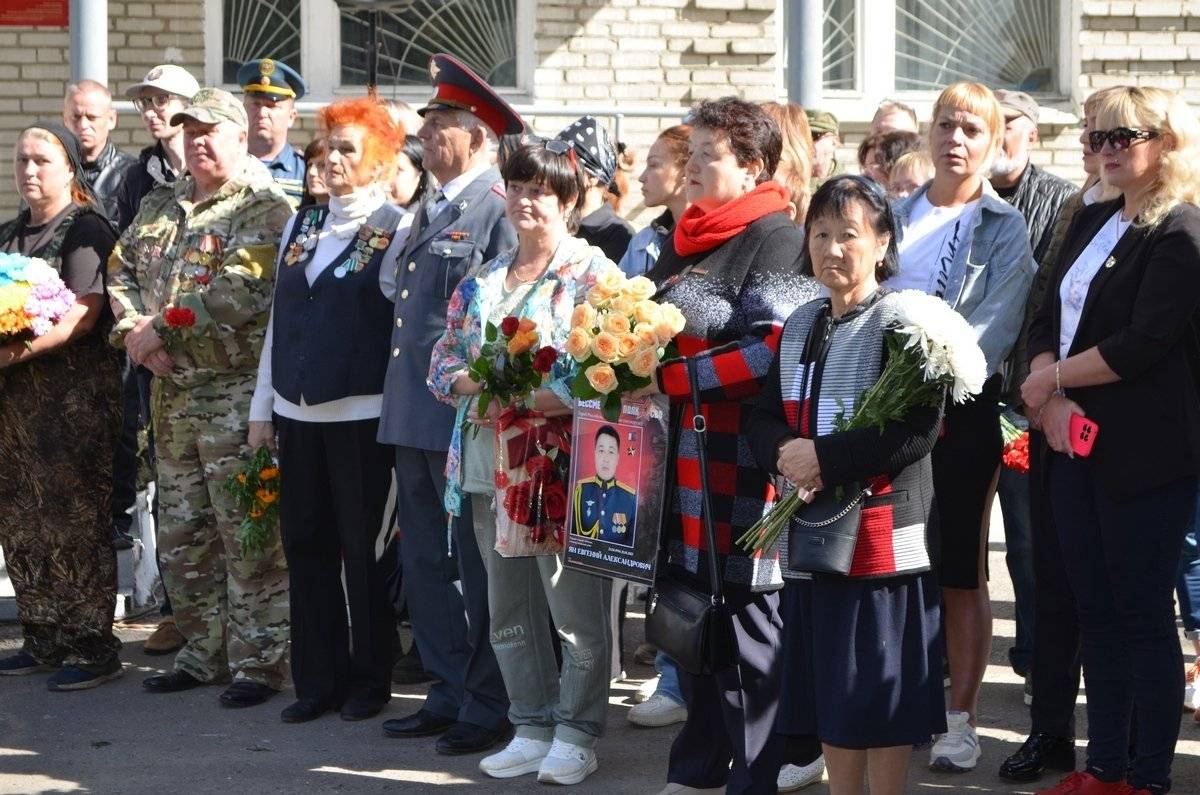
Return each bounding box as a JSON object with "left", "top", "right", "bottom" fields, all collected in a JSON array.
[
  {"left": 891, "top": 181, "right": 1035, "bottom": 377},
  {"left": 616, "top": 210, "right": 673, "bottom": 277}
]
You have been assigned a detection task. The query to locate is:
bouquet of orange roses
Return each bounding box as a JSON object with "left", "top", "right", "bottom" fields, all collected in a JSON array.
[
  {"left": 565, "top": 269, "right": 685, "bottom": 421},
  {"left": 464, "top": 314, "right": 559, "bottom": 428},
  {"left": 224, "top": 445, "right": 280, "bottom": 558}
]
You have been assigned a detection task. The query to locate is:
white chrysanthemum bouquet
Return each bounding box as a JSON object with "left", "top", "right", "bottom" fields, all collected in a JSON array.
[
  {"left": 739, "top": 289, "right": 986, "bottom": 553},
  {"left": 566, "top": 268, "right": 685, "bottom": 421}
]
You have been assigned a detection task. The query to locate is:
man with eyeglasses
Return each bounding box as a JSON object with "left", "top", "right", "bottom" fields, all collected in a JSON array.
[
  {"left": 237, "top": 58, "right": 306, "bottom": 208},
  {"left": 115, "top": 65, "right": 199, "bottom": 234},
  {"left": 378, "top": 52, "right": 520, "bottom": 757},
  {"left": 63, "top": 79, "right": 136, "bottom": 224}
]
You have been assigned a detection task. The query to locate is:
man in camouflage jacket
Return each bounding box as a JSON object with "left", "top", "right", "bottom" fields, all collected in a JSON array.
[{"left": 107, "top": 88, "right": 293, "bottom": 708}]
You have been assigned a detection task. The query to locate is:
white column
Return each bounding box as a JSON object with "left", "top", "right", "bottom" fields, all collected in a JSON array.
[{"left": 69, "top": 0, "right": 107, "bottom": 84}]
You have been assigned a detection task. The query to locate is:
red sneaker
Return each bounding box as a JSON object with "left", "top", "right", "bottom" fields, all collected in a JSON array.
[{"left": 1036, "top": 772, "right": 1134, "bottom": 795}]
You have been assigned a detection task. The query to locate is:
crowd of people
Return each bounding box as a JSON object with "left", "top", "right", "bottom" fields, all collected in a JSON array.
[{"left": 0, "top": 46, "right": 1198, "bottom": 795}]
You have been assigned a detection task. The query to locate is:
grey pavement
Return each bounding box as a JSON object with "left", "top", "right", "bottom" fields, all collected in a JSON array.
[{"left": 2, "top": 513, "right": 1200, "bottom": 794}]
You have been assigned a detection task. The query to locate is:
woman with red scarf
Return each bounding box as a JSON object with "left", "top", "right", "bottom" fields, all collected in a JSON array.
[{"left": 644, "top": 97, "right": 817, "bottom": 795}]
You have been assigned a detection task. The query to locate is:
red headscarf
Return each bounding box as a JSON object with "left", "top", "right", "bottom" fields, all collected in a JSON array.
[{"left": 673, "top": 181, "right": 790, "bottom": 257}]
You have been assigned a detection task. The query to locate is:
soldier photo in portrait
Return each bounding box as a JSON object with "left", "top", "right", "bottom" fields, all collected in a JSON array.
[{"left": 572, "top": 424, "right": 638, "bottom": 548}]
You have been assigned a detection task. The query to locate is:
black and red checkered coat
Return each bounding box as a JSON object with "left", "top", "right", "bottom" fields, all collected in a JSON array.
[{"left": 648, "top": 211, "right": 817, "bottom": 592}]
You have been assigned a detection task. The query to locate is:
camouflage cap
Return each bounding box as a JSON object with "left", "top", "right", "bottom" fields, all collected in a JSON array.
[
  {"left": 170, "top": 88, "right": 248, "bottom": 130},
  {"left": 806, "top": 109, "right": 840, "bottom": 138}
]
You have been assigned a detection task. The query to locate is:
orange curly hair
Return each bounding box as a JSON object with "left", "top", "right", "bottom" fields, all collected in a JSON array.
[{"left": 317, "top": 97, "right": 403, "bottom": 182}]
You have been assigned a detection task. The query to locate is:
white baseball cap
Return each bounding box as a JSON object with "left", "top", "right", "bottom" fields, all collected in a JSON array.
[{"left": 126, "top": 64, "right": 200, "bottom": 100}]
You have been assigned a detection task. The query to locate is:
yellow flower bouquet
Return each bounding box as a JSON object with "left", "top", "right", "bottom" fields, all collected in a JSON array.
[{"left": 566, "top": 269, "right": 685, "bottom": 421}]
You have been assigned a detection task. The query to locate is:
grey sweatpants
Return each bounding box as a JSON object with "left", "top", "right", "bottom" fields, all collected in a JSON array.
[{"left": 470, "top": 494, "right": 613, "bottom": 747}]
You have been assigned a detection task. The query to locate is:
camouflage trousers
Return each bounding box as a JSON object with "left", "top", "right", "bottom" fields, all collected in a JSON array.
[
  {"left": 0, "top": 339, "right": 122, "bottom": 667},
  {"left": 152, "top": 373, "right": 289, "bottom": 688}
]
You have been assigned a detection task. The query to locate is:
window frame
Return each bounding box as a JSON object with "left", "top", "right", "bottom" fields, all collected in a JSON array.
[
  {"left": 204, "top": 0, "right": 535, "bottom": 103},
  {"left": 805, "top": 0, "right": 1080, "bottom": 124}
]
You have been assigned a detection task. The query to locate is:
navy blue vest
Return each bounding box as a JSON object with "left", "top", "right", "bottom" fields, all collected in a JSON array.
[{"left": 271, "top": 202, "right": 401, "bottom": 406}]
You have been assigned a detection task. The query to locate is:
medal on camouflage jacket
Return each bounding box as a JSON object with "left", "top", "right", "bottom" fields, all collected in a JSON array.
[
  {"left": 183, "top": 234, "right": 223, "bottom": 285},
  {"left": 334, "top": 224, "right": 392, "bottom": 279}
]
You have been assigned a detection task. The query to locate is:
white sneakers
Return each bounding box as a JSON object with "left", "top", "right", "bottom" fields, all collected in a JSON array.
[
  {"left": 929, "top": 710, "right": 981, "bottom": 772},
  {"left": 480, "top": 736, "right": 552, "bottom": 778},
  {"left": 634, "top": 675, "right": 661, "bottom": 704},
  {"left": 1186, "top": 661, "right": 1200, "bottom": 711},
  {"left": 628, "top": 693, "right": 688, "bottom": 727},
  {"left": 777, "top": 756, "right": 826, "bottom": 791},
  {"left": 536, "top": 739, "right": 599, "bottom": 785},
  {"left": 480, "top": 736, "right": 598, "bottom": 785}
]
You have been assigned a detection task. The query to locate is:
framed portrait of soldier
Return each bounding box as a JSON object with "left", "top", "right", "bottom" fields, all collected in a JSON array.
[{"left": 564, "top": 395, "right": 669, "bottom": 586}]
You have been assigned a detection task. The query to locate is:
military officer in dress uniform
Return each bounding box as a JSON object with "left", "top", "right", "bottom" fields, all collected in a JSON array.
[
  {"left": 237, "top": 58, "right": 306, "bottom": 207},
  {"left": 573, "top": 425, "right": 638, "bottom": 545},
  {"left": 378, "top": 53, "right": 521, "bottom": 756}
]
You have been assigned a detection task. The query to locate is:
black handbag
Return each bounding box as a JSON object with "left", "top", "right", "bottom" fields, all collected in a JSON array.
[
  {"left": 644, "top": 356, "right": 738, "bottom": 676},
  {"left": 786, "top": 483, "right": 871, "bottom": 575}
]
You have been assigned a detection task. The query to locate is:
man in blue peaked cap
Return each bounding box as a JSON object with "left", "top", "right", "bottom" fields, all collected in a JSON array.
[{"left": 237, "top": 58, "right": 306, "bottom": 206}]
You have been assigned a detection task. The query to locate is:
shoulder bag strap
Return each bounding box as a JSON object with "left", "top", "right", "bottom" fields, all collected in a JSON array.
[{"left": 684, "top": 355, "right": 724, "bottom": 604}]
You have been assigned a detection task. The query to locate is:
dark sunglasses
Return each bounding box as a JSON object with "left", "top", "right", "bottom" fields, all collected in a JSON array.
[
  {"left": 543, "top": 138, "right": 578, "bottom": 168},
  {"left": 1088, "top": 127, "right": 1160, "bottom": 154}
]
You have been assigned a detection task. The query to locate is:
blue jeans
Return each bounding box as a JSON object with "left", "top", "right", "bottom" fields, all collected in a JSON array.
[
  {"left": 654, "top": 651, "right": 684, "bottom": 705},
  {"left": 1176, "top": 490, "right": 1200, "bottom": 638},
  {"left": 999, "top": 465, "right": 1035, "bottom": 675},
  {"left": 1049, "top": 454, "right": 1196, "bottom": 794}
]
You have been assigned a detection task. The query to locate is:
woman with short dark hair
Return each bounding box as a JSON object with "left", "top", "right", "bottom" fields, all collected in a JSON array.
[
  {"left": 643, "top": 96, "right": 817, "bottom": 795},
  {"left": 749, "top": 175, "right": 946, "bottom": 795},
  {"left": 428, "top": 142, "right": 614, "bottom": 786}
]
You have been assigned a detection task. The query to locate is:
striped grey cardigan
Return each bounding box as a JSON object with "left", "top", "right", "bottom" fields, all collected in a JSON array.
[{"left": 761, "top": 290, "right": 939, "bottom": 579}]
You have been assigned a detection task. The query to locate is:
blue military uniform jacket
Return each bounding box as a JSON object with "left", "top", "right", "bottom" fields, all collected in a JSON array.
[
  {"left": 261, "top": 145, "right": 306, "bottom": 207},
  {"left": 377, "top": 166, "right": 516, "bottom": 451},
  {"left": 573, "top": 477, "right": 638, "bottom": 545}
]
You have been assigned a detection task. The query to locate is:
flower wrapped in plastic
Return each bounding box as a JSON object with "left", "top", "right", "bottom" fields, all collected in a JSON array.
[
  {"left": 1000, "top": 412, "right": 1031, "bottom": 475},
  {"left": 566, "top": 268, "right": 685, "bottom": 421},
  {"left": 739, "top": 289, "right": 988, "bottom": 554},
  {"left": 0, "top": 252, "right": 76, "bottom": 343}
]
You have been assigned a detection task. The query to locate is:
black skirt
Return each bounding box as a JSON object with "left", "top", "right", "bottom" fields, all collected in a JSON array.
[{"left": 776, "top": 573, "right": 946, "bottom": 749}]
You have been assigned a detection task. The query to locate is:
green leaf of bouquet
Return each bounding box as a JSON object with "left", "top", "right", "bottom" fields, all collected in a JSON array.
[
  {"left": 484, "top": 321, "right": 497, "bottom": 342},
  {"left": 601, "top": 392, "right": 622, "bottom": 422}
]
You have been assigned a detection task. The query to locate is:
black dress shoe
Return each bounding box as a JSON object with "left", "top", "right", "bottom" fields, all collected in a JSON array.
[
  {"left": 281, "top": 699, "right": 335, "bottom": 723},
  {"left": 219, "top": 681, "right": 278, "bottom": 708},
  {"left": 341, "top": 690, "right": 390, "bottom": 722},
  {"left": 435, "top": 720, "right": 514, "bottom": 755},
  {"left": 999, "top": 733, "right": 1076, "bottom": 782},
  {"left": 382, "top": 709, "right": 456, "bottom": 738},
  {"left": 143, "top": 670, "right": 204, "bottom": 693}
]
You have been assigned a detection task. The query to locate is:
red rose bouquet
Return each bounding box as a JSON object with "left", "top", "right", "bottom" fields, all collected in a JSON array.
[
  {"left": 159, "top": 305, "right": 196, "bottom": 349},
  {"left": 494, "top": 409, "right": 572, "bottom": 557},
  {"left": 463, "top": 315, "right": 559, "bottom": 431},
  {"left": 1001, "top": 412, "right": 1030, "bottom": 475}
]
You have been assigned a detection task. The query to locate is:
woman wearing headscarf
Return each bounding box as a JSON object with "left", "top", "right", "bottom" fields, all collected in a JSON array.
[
  {"left": 0, "top": 121, "right": 123, "bottom": 691},
  {"left": 644, "top": 96, "right": 817, "bottom": 795},
  {"left": 247, "top": 98, "right": 409, "bottom": 723},
  {"left": 556, "top": 116, "right": 634, "bottom": 264}
]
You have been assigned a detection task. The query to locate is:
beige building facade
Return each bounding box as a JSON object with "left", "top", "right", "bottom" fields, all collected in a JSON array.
[{"left": 0, "top": 1, "right": 1196, "bottom": 219}]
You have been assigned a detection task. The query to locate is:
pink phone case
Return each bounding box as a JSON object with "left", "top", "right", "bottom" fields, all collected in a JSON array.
[{"left": 1069, "top": 414, "right": 1099, "bottom": 457}]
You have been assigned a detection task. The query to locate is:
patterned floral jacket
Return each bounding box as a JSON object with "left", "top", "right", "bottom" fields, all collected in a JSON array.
[{"left": 427, "top": 235, "right": 612, "bottom": 520}]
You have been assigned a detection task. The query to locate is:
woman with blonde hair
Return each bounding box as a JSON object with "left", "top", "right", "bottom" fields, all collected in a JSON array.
[
  {"left": 248, "top": 97, "right": 409, "bottom": 723},
  {"left": 1022, "top": 85, "right": 1200, "bottom": 795},
  {"left": 888, "top": 81, "right": 1035, "bottom": 774},
  {"left": 761, "top": 101, "right": 815, "bottom": 224}
]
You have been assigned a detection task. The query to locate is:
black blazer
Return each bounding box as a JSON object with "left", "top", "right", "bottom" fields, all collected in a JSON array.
[{"left": 1028, "top": 198, "right": 1200, "bottom": 501}]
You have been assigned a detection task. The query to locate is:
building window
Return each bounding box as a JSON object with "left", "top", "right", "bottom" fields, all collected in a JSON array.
[
  {"left": 823, "top": 0, "right": 856, "bottom": 90},
  {"left": 895, "top": 0, "right": 1058, "bottom": 92},
  {"left": 340, "top": 0, "right": 518, "bottom": 88},
  {"left": 221, "top": 0, "right": 302, "bottom": 84}
]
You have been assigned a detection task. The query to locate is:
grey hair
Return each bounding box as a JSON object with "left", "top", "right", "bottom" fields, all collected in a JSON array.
[
  {"left": 65, "top": 79, "right": 113, "bottom": 103},
  {"left": 456, "top": 110, "right": 499, "bottom": 153}
]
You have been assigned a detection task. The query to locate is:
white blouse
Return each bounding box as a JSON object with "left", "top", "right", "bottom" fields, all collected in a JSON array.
[{"left": 1058, "top": 210, "right": 1132, "bottom": 360}]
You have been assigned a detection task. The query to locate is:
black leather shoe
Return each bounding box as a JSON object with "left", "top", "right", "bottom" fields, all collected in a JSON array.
[
  {"left": 999, "top": 733, "right": 1076, "bottom": 782},
  {"left": 219, "top": 681, "right": 278, "bottom": 708},
  {"left": 143, "top": 670, "right": 204, "bottom": 693},
  {"left": 341, "top": 690, "right": 390, "bottom": 722},
  {"left": 436, "top": 720, "right": 514, "bottom": 755},
  {"left": 382, "top": 709, "right": 456, "bottom": 738},
  {"left": 281, "top": 699, "right": 335, "bottom": 723}
]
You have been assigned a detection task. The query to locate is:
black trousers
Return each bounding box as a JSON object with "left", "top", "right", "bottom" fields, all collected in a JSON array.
[
  {"left": 667, "top": 587, "right": 786, "bottom": 794},
  {"left": 277, "top": 415, "right": 396, "bottom": 705},
  {"left": 1028, "top": 431, "right": 1082, "bottom": 739}
]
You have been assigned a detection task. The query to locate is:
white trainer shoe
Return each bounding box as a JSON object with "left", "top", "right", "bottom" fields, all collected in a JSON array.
[
  {"left": 777, "top": 755, "right": 826, "bottom": 791},
  {"left": 929, "top": 710, "right": 981, "bottom": 772},
  {"left": 628, "top": 693, "right": 688, "bottom": 727},
  {"left": 536, "top": 738, "right": 598, "bottom": 785},
  {"left": 1186, "top": 661, "right": 1200, "bottom": 711},
  {"left": 479, "top": 736, "right": 552, "bottom": 779},
  {"left": 634, "top": 675, "right": 661, "bottom": 704}
]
